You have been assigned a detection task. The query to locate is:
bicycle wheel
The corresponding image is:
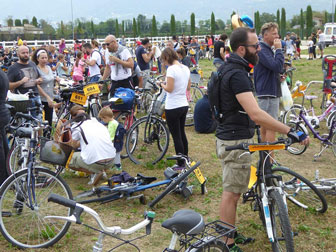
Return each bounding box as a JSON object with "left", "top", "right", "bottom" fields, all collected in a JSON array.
[
  {"left": 148, "top": 161, "right": 200, "bottom": 208},
  {"left": 190, "top": 239, "right": 229, "bottom": 252},
  {"left": 326, "top": 110, "right": 336, "bottom": 129},
  {"left": 331, "top": 131, "right": 336, "bottom": 157},
  {"left": 140, "top": 91, "right": 153, "bottom": 114},
  {"left": 126, "top": 116, "right": 169, "bottom": 165},
  {"left": 186, "top": 86, "right": 204, "bottom": 126},
  {"left": 269, "top": 190, "right": 294, "bottom": 252},
  {"left": 75, "top": 188, "right": 121, "bottom": 204},
  {"left": 0, "top": 167, "right": 73, "bottom": 249},
  {"left": 286, "top": 122, "right": 308, "bottom": 155},
  {"left": 115, "top": 111, "right": 137, "bottom": 159},
  {"left": 282, "top": 104, "right": 303, "bottom": 125},
  {"left": 272, "top": 166, "right": 328, "bottom": 213},
  {"left": 90, "top": 102, "right": 101, "bottom": 118}
]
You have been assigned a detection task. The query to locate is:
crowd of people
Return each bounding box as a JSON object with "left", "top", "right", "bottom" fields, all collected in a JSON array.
[{"left": 0, "top": 25, "right": 322, "bottom": 251}]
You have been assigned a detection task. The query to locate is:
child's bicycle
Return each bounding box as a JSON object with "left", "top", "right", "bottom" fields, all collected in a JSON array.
[
  {"left": 45, "top": 194, "right": 236, "bottom": 251},
  {"left": 74, "top": 155, "right": 206, "bottom": 207}
]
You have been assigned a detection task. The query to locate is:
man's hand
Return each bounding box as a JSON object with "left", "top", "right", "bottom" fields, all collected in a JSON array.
[
  {"left": 21, "top": 77, "right": 29, "bottom": 85},
  {"left": 109, "top": 55, "right": 119, "bottom": 63},
  {"left": 36, "top": 77, "right": 43, "bottom": 85},
  {"left": 274, "top": 39, "right": 282, "bottom": 50}
]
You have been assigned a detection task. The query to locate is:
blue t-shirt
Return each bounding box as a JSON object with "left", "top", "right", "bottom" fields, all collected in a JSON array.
[{"left": 135, "top": 46, "right": 149, "bottom": 71}]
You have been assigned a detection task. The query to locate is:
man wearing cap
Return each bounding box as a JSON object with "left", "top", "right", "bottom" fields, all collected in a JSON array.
[
  {"left": 254, "top": 22, "right": 284, "bottom": 144},
  {"left": 102, "top": 35, "right": 134, "bottom": 97}
]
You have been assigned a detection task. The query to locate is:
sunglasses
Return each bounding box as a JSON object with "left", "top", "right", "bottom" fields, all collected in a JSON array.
[{"left": 244, "top": 42, "right": 260, "bottom": 49}]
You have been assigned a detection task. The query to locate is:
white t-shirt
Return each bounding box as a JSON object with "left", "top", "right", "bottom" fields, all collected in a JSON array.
[
  {"left": 308, "top": 40, "right": 314, "bottom": 48},
  {"left": 106, "top": 47, "right": 132, "bottom": 81},
  {"left": 319, "top": 33, "right": 325, "bottom": 43},
  {"left": 88, "top": 50, "right": 102, "bottom": 77},
  {"left": 100, "top": 47, "right": 109, "bottom": 61},
  {"left": 165, "top": 64, "right": 190, "bottom": 110},
  {"left": 72, "top": 118, "right": 116, "bottom": 164}
]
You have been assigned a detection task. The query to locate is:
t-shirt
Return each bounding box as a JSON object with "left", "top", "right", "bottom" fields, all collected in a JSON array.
[
  {"left": 107, "top": 119, "right": 119, "bottom": 141},
  {"left": 56, "top": 62, "right": 68, "bottom": 77},
  {"left": 285, "top": 39, "right": 295, "bottom": 54},
  {"left": 106, "top": 48, "right": 132, "bottom": 81},
  {"left": 165, "top": 64, "right": 190, "bottom": 110},
  {"left": 135, "top": 46, "right": 149, "bottom": 71},
  {"left": 37, "top": 66, "right": 54, "bottom": 102},
  {"left": 319, "top": 34, "right": 325, "bottom": 43},
  {"left": 0, "top": 69, "right": 10, "bottom": 124},
  {"left": 73, "top": 60, "right": 85, "bottom": 77},
  {"left": 308, "top": 40, "right": 314, "bottom": 48},
  {"left": 7, "top": 61, "right": 40, "bottom": 94},
  {"left": 214, "top": 41, "right": 225, "bottom": 60},
  {"left": 88, "top": 50, "right": 102, "bottom": 77},
  {"left": 72, "top": 118, "right": 116, "bottom": 164}
]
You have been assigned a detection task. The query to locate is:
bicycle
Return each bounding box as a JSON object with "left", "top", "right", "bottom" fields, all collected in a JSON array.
[
  {"left": 225, "top": 128, "right": 296, "bottom": 252},
  {"left": 0, "top": 112, "right": 73, "bottom": 249},
  {"left": 125, "top": 83, "right": 170, "bottom": 165},
  {"left": 283, "top": 82, "right": 336, "bottom": 159},
  {"left": 74, "top": 155, "right": 206, "bottom": 207}
]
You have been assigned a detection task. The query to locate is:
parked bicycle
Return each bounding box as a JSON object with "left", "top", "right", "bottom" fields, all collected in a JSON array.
[{"left": 0, "top": 113, "right": 73, "bottom": 249}]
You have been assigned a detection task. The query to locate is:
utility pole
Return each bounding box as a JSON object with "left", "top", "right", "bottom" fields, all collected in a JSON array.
[
  {"left": 333, "top": 0, "right": 335, "bottom": 23},
  {"left": 71, "top": 0, "right": 74, "bottom": 39}
]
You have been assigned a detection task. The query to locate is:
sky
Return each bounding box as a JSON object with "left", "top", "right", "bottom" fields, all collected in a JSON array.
[{"left": 1, "top": 0, "right": 334, "bottom": 26}]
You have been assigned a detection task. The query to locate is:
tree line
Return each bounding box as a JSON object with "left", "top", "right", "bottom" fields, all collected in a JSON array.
[{"left": 2, "top": 5, "right": 334, "bottom": 41}]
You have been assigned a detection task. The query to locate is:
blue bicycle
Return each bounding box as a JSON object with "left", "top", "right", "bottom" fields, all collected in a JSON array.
[{"left": 74, "top": 155, "right": 206, "bottom": 207}]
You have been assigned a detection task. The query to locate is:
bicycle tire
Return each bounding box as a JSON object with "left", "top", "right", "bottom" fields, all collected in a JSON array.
[
  {"left": 90, "top": 103, "right": 101, "bottom": 118},
  {"left": 148, "top": 161, "right": 200, "bottom": 208},
  {"left": 320, "top": 92, "right": 328, "bottom": 113},
  {"left": 75, "top": 189, "right": 121, "bottom": 204},
  {"left": 327, "top": 110, "right": 336, "bottom": 129},
  {"left": 331, "top": 131, "right": 336, "bottom": 158},
  {"left": 115, "top": 111, "right": 137, "bottom": 159},
  {"left": 189, "top": 239, "right": 229, "bottom": 252},
  {"left": 126, "top": 116, "right": 169, "bottom": 165},
  {"left": 269, "top": 190, "right": 295, "bottom": 252},
  {"left": 6, "top": 140, "right": 24, "bottom": 176},
  {"left": 282, "top": 104, "right": 304, "bottom": 125},
  {"left": 272, "top": 166, "right": 328, "bottom": 213},
  {"left": 186, "top": 86, "right": 204, "bottom": 127},
  {"left": 285, "top": 122, "right": 308, "bottom": 155},
  {"left": 0, "top": 167, "right": 73, "bottom": 249}
]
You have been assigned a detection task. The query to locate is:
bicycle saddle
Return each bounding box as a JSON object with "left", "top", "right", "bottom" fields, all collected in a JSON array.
[
  {"left": 305, "top": 95, "right": 318, "bottom": 100},
  {"left": 136, "top": 173, "right": 157, "bottom": 185},
  {"left": 162, "top": 209, "right": 205, "bottom": 235}
]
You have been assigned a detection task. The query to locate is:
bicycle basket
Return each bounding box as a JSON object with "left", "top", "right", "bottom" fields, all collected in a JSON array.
[
  {"left": 190, "top": 73, "right": 201, "bottom": 84},
  {"left": 7, "top": 100, "right": 33, "bottom": 113},
  {"left": 151, "top": 100, "right": 165, "bottom": 116},
  {"left": 39, "top": 138, "right": 73, "bottom": 166}
]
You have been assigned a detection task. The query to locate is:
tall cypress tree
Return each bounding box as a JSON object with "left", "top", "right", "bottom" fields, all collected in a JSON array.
[
  {"left": 121, "top": 21, "right": 125, "bottom": 36},
  {"left": 306, "top": 5, "right": 313, "bottom": 38},
  {"left": 152, "top": 15, "right": 158, "bottom": 36},
  {"left": 254, "top": 11, "right": 261, "bottom": 35},
  {"left": 190, "top": 13, "right": 195, "bottom": 36},
  {"left": 280, "top": 8, "right": 286, "bottom": 38},
  {"left": 170, "top": 14, "right": 176, "bottom": 36},
  {"left": 324, "top": 11, "right": 328, "bottom": 24},
  {"left": 115, "top": 19, "right": 119, "bottom": 38},
  {"left": 132, "top": 18, "right": 137, "bottom": 37},
  {"left": 210, "top": 12, "right": 216, "bottom": 35},
  {"left": 300, "top": 9, "right": 304, "bottom": 39},
  {"left": 276, "top": 9, "right": 280, "bottom": 28}
]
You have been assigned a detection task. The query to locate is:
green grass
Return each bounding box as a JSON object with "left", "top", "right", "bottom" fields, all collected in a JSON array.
[{"left": 1, "top": 49, "right": 336, "bottom": 252}]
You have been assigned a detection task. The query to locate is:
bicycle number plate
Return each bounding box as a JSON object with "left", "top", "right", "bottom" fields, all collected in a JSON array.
[
  {"left": 83, "top": 84, "right": 100, "bottom": 96},
  {"left": 191, "top": 161, "right": 206, "bottom": 184},
  {"left": 70, "top": 92, "right": 87, "bottom": 105}
]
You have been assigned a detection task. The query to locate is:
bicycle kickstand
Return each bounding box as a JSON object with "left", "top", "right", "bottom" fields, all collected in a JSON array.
[{"left": 313, "top": 143, "right": 329, "bottom": 161}]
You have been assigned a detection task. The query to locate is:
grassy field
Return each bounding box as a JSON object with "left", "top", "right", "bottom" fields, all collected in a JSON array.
[{"left": 1, "top": 49, "right": 336, "bottom": 252}]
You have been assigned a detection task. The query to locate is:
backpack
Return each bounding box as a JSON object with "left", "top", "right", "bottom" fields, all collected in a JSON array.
[
  {"left": 207, "top": 64, "right": 241, "bottom": 122},
  {"left": 92, "top": 50, "right": 105, "bottom": 68},
  {"left": 114, "top": 123, "right": 126, "bottom": 153}
]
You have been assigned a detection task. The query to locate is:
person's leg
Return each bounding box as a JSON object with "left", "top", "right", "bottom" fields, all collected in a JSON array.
[
  {"left": 0, "top": 127, "right": 9, "bottom": 185},
  {"left": 257, "top": 98, "right": 269, "bottom": 142},
  {"left": 42, "top": 101, "right": 53, "bottom": 127},
  {"left": 179, "top": 106, "right": 189, "bottom": 157}
]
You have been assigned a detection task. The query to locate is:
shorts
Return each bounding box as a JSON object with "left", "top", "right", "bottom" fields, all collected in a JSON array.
[
  {"left": 318, "top": 42, "right": 325, "bottom": 51},
  {"left": 216, "top": 138, "right": 253, "bottom": 194},
  {"left": 68, "top": 152, "right": 114, "bottom": 173},
  {"left": 73, "top": 75, "right": 83, "bottom": 82},
  {"left": 308, "top": 47, "right": 313, "bottom": 54},
  {"left": 258, "top": 97, "right": 279, "bottom": 119}
]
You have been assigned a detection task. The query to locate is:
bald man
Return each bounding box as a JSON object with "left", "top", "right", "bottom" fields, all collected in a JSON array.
[
  {"left": 102, "top": 35, "right": 134, "bottom": 97},
  {"left": 7, "top": 46, "right": 43, "bottom": 119}
]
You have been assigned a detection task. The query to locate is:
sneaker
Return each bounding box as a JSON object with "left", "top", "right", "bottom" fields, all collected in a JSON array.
[
  {"left": 229, "top": 244, "right": 243, "bottom": 252},
  {"left": 234, "top": 232, "right": 255, "bottom": 245},
  {"left": 114, "top": 164, "right": 122, "bottom": 172}
]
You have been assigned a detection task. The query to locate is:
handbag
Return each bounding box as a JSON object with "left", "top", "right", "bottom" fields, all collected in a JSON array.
[{"left": 280, "top": 80, "right": 293, "bottom": 111}]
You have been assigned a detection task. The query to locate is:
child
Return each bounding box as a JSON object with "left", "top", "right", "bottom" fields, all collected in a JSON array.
[
  {"left": 72, "top": 51, "right": 85, "bottom": 84},
  {"left": 98, "top": 107, "right": 122, "bottom": 171},
  {"left": 308, "top": 36, "right": 314, "bottom": 60},
  {"left": 56, "top": 54, "right": 69, "bottom": 77}
]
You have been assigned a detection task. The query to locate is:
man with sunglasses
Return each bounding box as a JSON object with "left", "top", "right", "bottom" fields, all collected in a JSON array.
[
  {"left": 254, "top": 22, "right": 284, "bottom": 144},
  {"left": 215, "top": 27, "right": 308, "bottom": 252}
]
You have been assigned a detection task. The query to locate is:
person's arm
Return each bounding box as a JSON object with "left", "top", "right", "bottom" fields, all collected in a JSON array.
[
  {"left": 141, "top": 47, "right": 155, "bottom": 63},
  {"left": 37, "top": 84, "right": 54, "bottom": 107},
  {"left": 220, "top": 47, "right": 225, "bottom": 60},
  {"left": 161, "top": 76, "right": 174, "bottom": 93},
  {"left": 236, "top": 91, "right": 290, "bottom": 134},
  {"left": 61, "top": 62, "right": 68, "bottom": 71},
  {"left": 187, "top": 78, "right": 191, "bottom": 91},
  {"left": 102, "top": 64, "right": 111, "bottom": 80},
  {"left": 258, "top": 46, "right": 284, "bottom": 73},
  {"left": 109, "top": 56, "right": 134, "bottom": 69},
  {"left": 9, "top": 77, "right": 28, "bottom": 91}
]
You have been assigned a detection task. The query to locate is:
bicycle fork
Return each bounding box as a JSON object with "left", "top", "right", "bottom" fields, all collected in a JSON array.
[{"left": 260, "top": 183, "right": 274, "bottom": 243}]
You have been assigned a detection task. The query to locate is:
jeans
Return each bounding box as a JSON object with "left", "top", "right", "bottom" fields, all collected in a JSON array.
[
  {"left": 89, "top": 75, "right": 101, "bottom": 83},
  {"left": 30, "top": 96, "right": 42, "bottom": 120},
  {"left": 213, "top": 58, "right": 225, "bottom": 70}
]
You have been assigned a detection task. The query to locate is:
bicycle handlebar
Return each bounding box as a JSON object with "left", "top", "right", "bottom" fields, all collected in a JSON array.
[
  {"left": 225, "top": 138, "right": 292, "bottom": 152},
  {"left": 48, "top": 193, "right": 77, "bottom": 209}
]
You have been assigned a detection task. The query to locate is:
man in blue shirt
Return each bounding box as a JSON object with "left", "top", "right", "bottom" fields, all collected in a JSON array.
[{"left": 254, "top": 22, "right": 284, "bottom": 143}]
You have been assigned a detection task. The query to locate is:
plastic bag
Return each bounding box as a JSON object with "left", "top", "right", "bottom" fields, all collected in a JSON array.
[{"left": 280, "top": 80, "right": 293, "bottom": 111}]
